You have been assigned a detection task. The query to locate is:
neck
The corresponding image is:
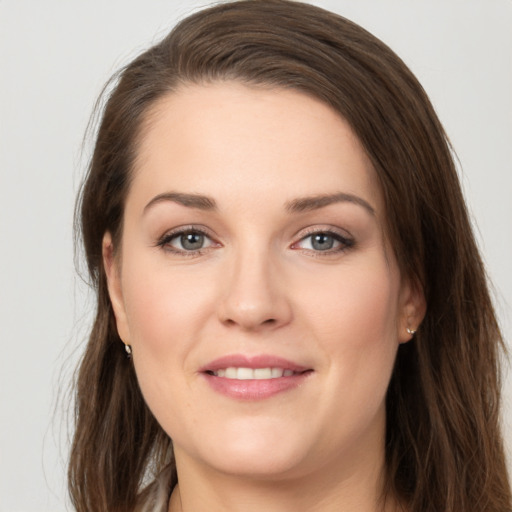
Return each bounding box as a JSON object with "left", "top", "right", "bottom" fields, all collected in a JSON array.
[{"left": 168, "top": 444, "right": 398, "bottom": 512}]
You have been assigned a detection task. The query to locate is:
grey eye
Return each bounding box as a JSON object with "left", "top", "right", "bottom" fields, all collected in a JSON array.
[
  {"left": 159, "top": 230, "right": 215, "bottom": 253},
  {"left": 179, "top": 232, "right": 205, "bottom": 251},
  {"left": 300, "top": 233, "right": 339, "bottom": 251},
  {"left": 310, "top": 233, "right": 335, "bottom": 251},
  {"left": 294, "top": 230, "right": 353, "bottom": 253}
]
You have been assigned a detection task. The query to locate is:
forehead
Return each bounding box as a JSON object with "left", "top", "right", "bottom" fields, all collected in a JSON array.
[{"left": 129, "top": 82, "right": 382, "bottom": 215}]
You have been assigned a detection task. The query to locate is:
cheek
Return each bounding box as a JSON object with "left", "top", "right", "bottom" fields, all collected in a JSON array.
[
  {"left": 303, "top": 257, "right": 401, "bottom": 398},
  {"left": 298, "top": 260, "right": 401, "bottom": 450},
  {"left": 120, "top": 263, "right": 206, "bottom": 429},
  {"left": 119, "top": 251, "right": 228, "bottom": 413},
  {"left": 121, "top": 255, "right": 213, "bottom": 352},
  {"left": 305, "top": 258, "right": 400, "bottom": 345}
]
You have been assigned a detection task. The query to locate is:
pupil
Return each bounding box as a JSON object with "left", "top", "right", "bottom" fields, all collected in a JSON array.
[
  {"left": 312, "top": 233, "right": 334, "bottom": 250},
  {"left": 181, "top": 233, "right": 204, "bottom": 250}
]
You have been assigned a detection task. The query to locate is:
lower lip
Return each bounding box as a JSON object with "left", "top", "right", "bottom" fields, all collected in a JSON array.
[{"left": 202, "top": 372, "right": 311, "bottom": 400}]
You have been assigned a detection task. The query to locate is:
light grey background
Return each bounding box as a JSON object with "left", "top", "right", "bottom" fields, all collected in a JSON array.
[{"left": 1, "top": 1, "right": 511, "bottom": 510}]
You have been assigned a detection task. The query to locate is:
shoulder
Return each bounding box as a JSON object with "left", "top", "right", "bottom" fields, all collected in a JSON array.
[{"left": 135, "top": 464, "right": 174, "bottom": 512}]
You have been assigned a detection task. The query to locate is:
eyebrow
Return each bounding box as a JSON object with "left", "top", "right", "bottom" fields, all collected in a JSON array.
[
  {"left": 143, "top": 190, "right": 375, "bottom": 216},
  {"left": 285, "top": 192, "right": 375, "bottom": 216},
  {"left": 144, "top": 192, "right": 218, "bottom": 213}
]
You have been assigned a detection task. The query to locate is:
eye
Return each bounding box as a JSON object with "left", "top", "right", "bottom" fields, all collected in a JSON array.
[
  {"left": 292, "top": 230, "right": 354, "bottom": 254},
  {"left": 157, "top": 228, "right": 217, "bottom": 254}
]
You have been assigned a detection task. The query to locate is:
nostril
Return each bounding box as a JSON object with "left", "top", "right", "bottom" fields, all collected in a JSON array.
[{"left": 222, "top": 316, "right": 277, "bottom": 328}]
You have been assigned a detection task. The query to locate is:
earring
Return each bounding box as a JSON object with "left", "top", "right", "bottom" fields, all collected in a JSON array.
[
  {"left": 406, "top": 327, "right": 417, "bottom": 336},
  {"left": 124, "top": 344, "right": 132, "bottom": 357}
]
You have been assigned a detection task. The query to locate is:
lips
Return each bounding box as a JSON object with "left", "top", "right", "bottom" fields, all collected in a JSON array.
[
  {"left": 201, "top": 354, "right": 309, "bottom": 373},
  {"left": 199, "top": 354, "right": 313, "bottom": 400}
]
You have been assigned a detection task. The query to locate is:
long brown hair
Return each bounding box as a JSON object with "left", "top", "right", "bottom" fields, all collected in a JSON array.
[{"left": 70, "top": 1, "right": 511, "bottom": 511}]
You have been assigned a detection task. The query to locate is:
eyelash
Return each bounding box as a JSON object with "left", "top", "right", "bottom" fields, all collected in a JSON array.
[
  {"left": 156, "top": 226, "right": 217, "bottom": 257},
  {"left": 156, "top": 226, "right": 354, "bottom": 257},
  {"left": 291, "top": 228, "right": 355, "bottom": 256}
]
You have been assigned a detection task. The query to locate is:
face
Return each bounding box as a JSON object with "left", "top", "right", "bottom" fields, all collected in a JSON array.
[{"left": 104, "top": 83, "right": 423, "bottom": 484}]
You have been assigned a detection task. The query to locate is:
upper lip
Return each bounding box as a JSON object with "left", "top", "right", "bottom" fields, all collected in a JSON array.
[{"left": 199, "top": 354, "right": 310, "bottom": 373}]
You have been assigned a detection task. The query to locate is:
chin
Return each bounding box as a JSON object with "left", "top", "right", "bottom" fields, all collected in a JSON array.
[
  {"left": 207, "top": 445, "right": 309, "bottom": 480},
  {"left": 179, "top": 418, "right": 314, "bottom": 480}
]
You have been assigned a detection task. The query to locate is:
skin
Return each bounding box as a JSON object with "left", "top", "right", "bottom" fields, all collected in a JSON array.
[{"left": 103, "top": 82, "right": 424, "bottom": 512}]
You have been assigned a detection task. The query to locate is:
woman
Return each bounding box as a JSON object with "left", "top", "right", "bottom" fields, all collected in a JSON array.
[{"left": 69, "top": 1, "right": 512, "bottom": 511}]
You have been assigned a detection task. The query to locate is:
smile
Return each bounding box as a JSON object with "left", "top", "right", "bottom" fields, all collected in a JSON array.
[
  {"left": 207, "top": 367, "right": 296, "bottom": 379},
  {"left": 200, "top": 354, "right": 313, "bottom": 400}
]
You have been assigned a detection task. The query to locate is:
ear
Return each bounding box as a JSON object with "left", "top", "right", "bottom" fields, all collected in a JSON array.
[
  {"left": 397, "top": 276, "right": 426, "bottom": 344},
  {"left": 102, "top": 232, "right": 131, "bottom": 345}
]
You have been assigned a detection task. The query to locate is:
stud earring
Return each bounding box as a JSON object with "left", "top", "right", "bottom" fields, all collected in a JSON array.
[
  {"left": 406, "top": 327, "right": 417, "bottom": 336},
  {"left": 124, "top": 344, "right": 132, "bottom": 357}
]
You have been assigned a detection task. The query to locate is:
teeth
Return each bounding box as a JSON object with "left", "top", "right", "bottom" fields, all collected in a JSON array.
[
  {"left": 237, "top": 367, "right": 254, "bottom": 380},
  {"left": 225, "top": 367, "right": 238, "bottom": 379},
  {"left": 212, "top": 367, "right": 296, "bottom": 379},
  {"left": 254, "top": 368, "right": 272, "bottom": 379},
  {"left": 271, "top": 367, "right": 283, "bottom": 378}
]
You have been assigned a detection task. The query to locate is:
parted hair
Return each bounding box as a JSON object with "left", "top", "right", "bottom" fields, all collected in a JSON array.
[{"left": 70, "top": 1, "right": 511, "bottom": 511}]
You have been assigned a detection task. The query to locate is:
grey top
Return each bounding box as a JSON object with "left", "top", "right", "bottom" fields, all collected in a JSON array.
[{"left": 136, "top": 465, "right": 173, "bottom": 512}]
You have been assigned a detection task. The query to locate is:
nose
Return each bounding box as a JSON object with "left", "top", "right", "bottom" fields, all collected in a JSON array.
[{"left": 217, "top": 247, "right": 293, "bottom": 332}]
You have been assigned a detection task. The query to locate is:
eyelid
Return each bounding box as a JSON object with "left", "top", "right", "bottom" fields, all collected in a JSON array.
[
  {"left": 155, "top": 225, "right": 220, "bottom": 255},
  {"left": 155, "top": 224, "right": 354, "bottom": 256},
  {"left": 290, "top": 226, "right": 355, "bottom": 254}
]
